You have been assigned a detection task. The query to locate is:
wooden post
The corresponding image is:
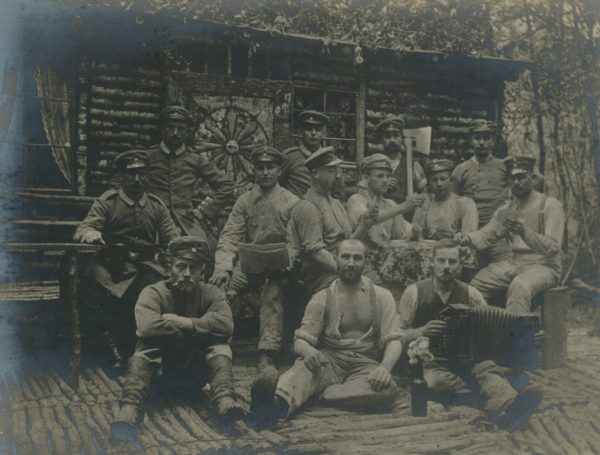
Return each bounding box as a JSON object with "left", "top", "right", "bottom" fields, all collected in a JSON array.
[
  {"left": 66, "top": 252, "right": 81, "bottom": 385},
  {"left": 356, "top": 71, "right": 366, "bottom": 165},
  {"left": 543, "top": 286, "right": 570, "bottom": 368},
  {"left": 406, "top": 139, "right": 413, "bottom": 197}
]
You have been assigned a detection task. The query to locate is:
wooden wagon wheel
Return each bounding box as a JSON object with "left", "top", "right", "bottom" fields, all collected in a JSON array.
[{"left": 194, "top": 104, "right": 269, "bottom": 197}]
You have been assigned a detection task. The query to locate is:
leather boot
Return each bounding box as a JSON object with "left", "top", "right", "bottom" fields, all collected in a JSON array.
[
  {"left": 250, "top": 351, "right": 279, "bottom": 412},
  {"left": 497, "top": 385, "right": 544, "bottom": 430},
  {"left": 207, "top": 355, "right": 245, "bottom": 423},
  {"left": 110, "top": 355, "right": 154, "bottom": 442}
]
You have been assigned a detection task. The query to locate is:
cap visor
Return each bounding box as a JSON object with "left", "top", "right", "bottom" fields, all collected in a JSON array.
[
  {"left": 509, "top": 169, "right": 529, "bottom": 176},
  {"left": 324, "top": 158, "right": 343, "bottom": 167}
]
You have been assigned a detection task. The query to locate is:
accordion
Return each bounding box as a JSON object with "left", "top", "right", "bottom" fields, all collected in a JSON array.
[{"left": 432, "top": 304, "right": 539, "bottom": 367}]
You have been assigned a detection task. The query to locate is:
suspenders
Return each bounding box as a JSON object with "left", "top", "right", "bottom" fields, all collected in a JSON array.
[
  {"left": 538, "top": 194, "right": 548, "bottom": 233},
  {"left": 323, "top": 280, "right": 380, "bottom": 343}
]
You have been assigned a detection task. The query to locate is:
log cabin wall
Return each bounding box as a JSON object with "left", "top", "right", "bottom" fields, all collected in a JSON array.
[{"left": 69, "top": 30, "right": 518, "bottom": 200}]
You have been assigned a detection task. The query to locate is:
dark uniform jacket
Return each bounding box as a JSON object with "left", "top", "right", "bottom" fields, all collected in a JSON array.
[
  {"left": 145, "top": 143, "right": 234, "bottom": 235},
  {"left": 75, "top": 188, "right": 179, "bottom": 296}
]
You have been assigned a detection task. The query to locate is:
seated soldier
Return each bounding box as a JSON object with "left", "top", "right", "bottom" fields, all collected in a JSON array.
[
  {"left": 251, "top": 239, "right": 402, "bottom": 426},
  {"left": 288, "top": 147, "right": 378, "bottom": 296},
  {"left": 208, "top": 146, "right": 299, "bottom": 401},
  {"left": 74, "top": 150, "right": 179, "bottom": 364},
  {"left": 413, "top": 159, "right": 478, "bottom": 240},
  {"left": 347, "top": 153, "right": 423, "bottom": 281},
  {"left": 110, "top": 237, "right": 244, "bottom": 442},
  {"left": 397, "top": 239, "right": 543, "bottom": 430},
  {"left": 455, "top": 156, "right": 565, "bottom": 315}
]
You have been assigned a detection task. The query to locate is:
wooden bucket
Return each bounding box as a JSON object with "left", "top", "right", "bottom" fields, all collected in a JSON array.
[{"left": 238, "top": 242, "right": 289, "bottom": 275}]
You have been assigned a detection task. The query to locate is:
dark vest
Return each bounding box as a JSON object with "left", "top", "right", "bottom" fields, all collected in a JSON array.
[
  {"left": 385, "top": 159, "right": 410, "bottom": 203},
  {"left": 414, "top": 278, "right": 470, "bottom": 328}
]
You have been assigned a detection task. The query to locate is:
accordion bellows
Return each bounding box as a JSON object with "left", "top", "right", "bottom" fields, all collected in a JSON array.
[
  {"left": 238, "top": 242, "right": 289, "bottom": 275},
  {"left": 433, "top": 304, "right": 539, "bottom": 366}
]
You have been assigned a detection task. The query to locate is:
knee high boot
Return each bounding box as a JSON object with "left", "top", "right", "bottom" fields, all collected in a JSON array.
[
  {"left": 206, "top": 355, "right": 245, "bottom": 422},
  {"left": 111, "top": 355, "right": 154, "bottom": 439}
]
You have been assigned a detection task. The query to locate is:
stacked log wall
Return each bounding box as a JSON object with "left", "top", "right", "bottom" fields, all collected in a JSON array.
[{"left": 77, "top": 63, "right": 164, "bottom": 196}]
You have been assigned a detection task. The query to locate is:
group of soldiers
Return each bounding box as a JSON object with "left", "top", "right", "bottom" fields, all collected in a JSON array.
[{"left": 74, "top": 104, "right": 565, "bottom": 442}]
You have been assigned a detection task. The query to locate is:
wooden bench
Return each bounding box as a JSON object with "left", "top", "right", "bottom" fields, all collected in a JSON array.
[
  {"left": 540, "top": 286, "right": 571, "bottom": 368},
  {"left": 0, "top": 242, "right": 101, "bottom": 384}
]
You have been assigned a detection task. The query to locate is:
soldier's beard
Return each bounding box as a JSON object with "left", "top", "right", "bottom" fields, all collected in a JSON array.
[
  {"left": 167, "top": 279, "right": 195, "bottom": 293},
  {"left": 339, "top": 267, "right": 362, "bottom": 284}
]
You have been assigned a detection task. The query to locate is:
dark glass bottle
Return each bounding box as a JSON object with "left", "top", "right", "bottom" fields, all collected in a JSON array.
[{"left": 410, "top": 359, "right": 428, "bottom": 417}]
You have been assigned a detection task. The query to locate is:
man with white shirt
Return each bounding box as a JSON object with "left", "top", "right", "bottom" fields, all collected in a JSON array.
[{"left": 456, "top": 156, "right": 565, "bottom": 315}]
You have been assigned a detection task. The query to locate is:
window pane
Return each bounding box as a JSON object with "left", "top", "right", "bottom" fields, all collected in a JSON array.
[
  {"left": 294, "top": 88, "right": 323, "bottom": 112},
  {"left": 327, "top": 139, "right": 355, "bottom": 161},
  {"left": 325, "top": 91, "right": 356, "bottom": 114},
  {"left": 327, "top": 113, "right": 355, "bottom": 139},
  {"left": 26, "top": 145, "right": 71, "bottom": 189}
]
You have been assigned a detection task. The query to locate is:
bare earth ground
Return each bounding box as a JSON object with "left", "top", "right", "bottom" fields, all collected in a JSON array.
[{"left": 0, "top": 296, "right": 599, "bottom": 454}]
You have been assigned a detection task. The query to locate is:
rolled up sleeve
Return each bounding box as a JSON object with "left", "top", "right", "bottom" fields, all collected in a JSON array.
[
  {"left": 290, "top": 200, "right": 326, "bottom": 254},
  {"left": 377, "top": 288, "right": 403, "bottom": 345},
  {"left": 294, "top": 290, "right": 327, "bottom": 347}
]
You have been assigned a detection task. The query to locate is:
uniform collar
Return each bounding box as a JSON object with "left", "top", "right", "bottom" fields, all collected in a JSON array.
[
  {"left": 251, "top": 182, "right": 280, "bottom": 197},
  {"left": 299, "top": 143, "right": 316, "bottom": 158},
  {"left": 119, "top": 189, "right": 148, "bottom": 207},
  {"left": 471, "top": 153, "right": 493, "bottom": 164},
  {"left": 160, "top": 141, "right": 186, "bottom": 157}
]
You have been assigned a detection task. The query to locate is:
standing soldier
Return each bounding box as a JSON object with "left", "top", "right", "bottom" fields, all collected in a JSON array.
[
  {"left": 280, "top": 110, "right": 344, "bottom": 198},
  {"left": 375, "top": 116, "right": 427, "bottom": 211},
  {"left": 146, "top": 105, "right": 234, "bottom": 256},
  {"left": 111, "top": 236, "right": 244, "bottom": 443},
  {"left": 452, "top": 120, "right": 529, "bottom": 263},
  {"left": 288, "top": 147, "right": 377, "bottom": 296},
  {"left": 74, "top": 150, "right": 179, "bottom": 364},
  {"left": 208, "top": 145, "right": 299, "bottom": 401},
  {"left": 413, "top": 159, "right": 478, "bottom": 240}
]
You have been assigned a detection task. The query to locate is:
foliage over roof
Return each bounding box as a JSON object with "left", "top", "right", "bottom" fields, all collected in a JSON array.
[{"left": 58, "top": 0, "right": 497, "bottom": 59}]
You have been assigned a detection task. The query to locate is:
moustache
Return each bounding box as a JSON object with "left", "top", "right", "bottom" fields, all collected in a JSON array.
[{"left": 167, "top": 279, "right": 193, "bottom": 290}]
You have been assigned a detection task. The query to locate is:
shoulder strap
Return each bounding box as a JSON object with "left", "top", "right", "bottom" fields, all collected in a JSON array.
[
  {"left": 147, "top": 192, "right": 168, "bottom": 207},
  {"left": 368, "top": 281, "right": 380, "bottom": 343},
  {"left": 455, "top": 196, "right": 463, "bottom": 229},
  {"left": 98, "top": 189, "right": 119, "bottom": 201},
  {"left": 538, "top": 194, "right": 548, "bottom": 233}
]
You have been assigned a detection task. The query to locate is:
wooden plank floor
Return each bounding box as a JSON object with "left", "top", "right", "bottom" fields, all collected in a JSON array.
[{"left": 1, "top": 329, "right": 600, "bottom": 454}]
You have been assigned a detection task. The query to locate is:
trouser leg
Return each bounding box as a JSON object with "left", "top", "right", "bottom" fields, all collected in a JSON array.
[
  {"left": 471, "top": 360, "right": 517, "bottom": 416},
  {"left": 423, "top": 361, "right": 471, "bottom": 395},
  {"left": 506, "top": 265, "right": 560, "bottom": 315},
  {"left": 470, "top": 260, "right": 517, "bottom": 302},
  {"left": 258, "top": 276, "right": 285, "bottom": 352},
  {"left": 322, "top": 354, "right": 397, "bottom": 410},
  {"left": 275, "top": 356, "right": 340, "bottom": 417}
]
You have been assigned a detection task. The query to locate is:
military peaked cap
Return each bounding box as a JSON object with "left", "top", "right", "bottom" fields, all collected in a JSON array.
[
  {"left": 113, "top": 150, "right": 149, "bottom": 171},
  {"left": 298, "top": 110, "right": 330, "bottom": 127},
  {"left": 161, "top": 105, "right": 194, "bottom": 124},
  {"left": 251, "top": 145, "right": 284, "bottom": 165},
  {"left": 168, "top": 236, "right": 210, "bottom": 263},
  {"left": 374, "top": 116, "right": 405, "bottom": 136},
  {"left": 304, "top": 146, "right": 342, "bottom": 171},
  {"left": 361, "top": 153, "right": 392, "bottom": 172},
  {"left": 424, "top": 158, "right": 454, "bottom": 176},
  {"left": 470, "top": 119, "right": 496, "bottom": 134},
  {"left": 504, "top": 156, "right": 536, "bottom": 176}
]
